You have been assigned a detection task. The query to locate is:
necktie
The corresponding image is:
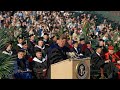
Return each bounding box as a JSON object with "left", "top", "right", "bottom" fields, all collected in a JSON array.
[{"left": 109, "top": 55, "right": 112, "bottom": 62}]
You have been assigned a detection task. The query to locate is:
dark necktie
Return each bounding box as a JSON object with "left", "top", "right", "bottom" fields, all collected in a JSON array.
[{"left": 109, "top": 54, "right": 112, "bottom": 62}]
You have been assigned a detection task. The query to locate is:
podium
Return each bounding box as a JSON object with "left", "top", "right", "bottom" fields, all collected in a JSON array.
[{"left": 51, "top": 58, "right": 90, "bottom": 79}]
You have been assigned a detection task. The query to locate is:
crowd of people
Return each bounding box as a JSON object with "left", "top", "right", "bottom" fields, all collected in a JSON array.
[{"left": 0, "top": 11, "right": 120, "bottom": 79}]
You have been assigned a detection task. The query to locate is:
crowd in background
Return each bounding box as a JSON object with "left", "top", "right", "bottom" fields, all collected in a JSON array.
[{"left": 1, "top": 11, "right": 120, "bottom": 79}]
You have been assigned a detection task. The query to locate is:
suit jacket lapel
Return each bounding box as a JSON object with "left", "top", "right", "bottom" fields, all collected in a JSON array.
[{"left": 96, "top": 52, "right": 102, "bottom": 60}]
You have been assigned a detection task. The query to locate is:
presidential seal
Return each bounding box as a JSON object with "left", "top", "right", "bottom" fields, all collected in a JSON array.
[{"left": 76, "top": 61, "right": 89, "bottom": 79}]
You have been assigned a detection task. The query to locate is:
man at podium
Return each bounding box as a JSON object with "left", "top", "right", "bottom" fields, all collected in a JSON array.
[
  {"left": 48, "top": 35, "right": 69, "bottom": 65},
  {"left": 47, "top": 35, "right": 69, "bottom": 79}
]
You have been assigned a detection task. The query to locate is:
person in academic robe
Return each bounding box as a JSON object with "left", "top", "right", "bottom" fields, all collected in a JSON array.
[
  {"left": 78, "top": 38, "right": 87, "bottom": 55},
  {"left": 20, "top": 41, "right": 33, "bottom": 71},
  {"left": 34, "top": 37, "right": 49, "bottom": 55},
  {"left": 2, "top": 42, "right": 13, "bottom": 56},
  {"left": 65, "top": 38, "right": 73, "bottom": 50},
  {"left": 85, "top": 41, "right": 94, "bottom": 58},
  {"left": 27, "top": 34, "right": 36, "bottom": 57},
  {"left": 13, "top": 50, "right": 32, "bottom": 79},
  {"left": 47, "top": 35, "right": 68, "bottom": 65},
  {"left": 15, "top": 35, "right": 24, "bottom": 54},
  {"left": 49, "top": 35, "right": 57, "bottom": 47},
  {"left": 104, "top": 46, "right": 120, "bottom": 79},
  {"left": 32, "top": 49, "right": 47, "bottom": 79},
  {"left": 21, "top": 42, "right": 31, "bottom": 59},
  {"left": 47, "top": 35, "right": 68, "bottom": 79},
  {"left": 43, "top": 33, "right": 50, "bottom": 47}
]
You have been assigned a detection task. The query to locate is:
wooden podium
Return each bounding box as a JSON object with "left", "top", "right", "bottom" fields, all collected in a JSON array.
[{"left": 51, "top": 58, "right": 90, "bottom": 79}]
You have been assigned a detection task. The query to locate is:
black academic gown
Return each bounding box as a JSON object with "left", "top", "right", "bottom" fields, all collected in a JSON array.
[
  {"left": 27, "top": 40, "right": 36, "bottom": 57},
  {"left": 32, "top": 57, "right": 47, "bottom": 79},
  {"left": 34, "top": 45, "right": 48, "bottom": 56},
  {"left": 48, "top": 44, "right": 68, "bottom": 65},
  {"left": 91, "top": 52, "right": 119, "bottom": 79},
  {"left": 44, "top": 39, "right": 50, "bottom": 47},
  {"left": 13, "top": 58, "right": 32, "bottom": 79},
  {"left": 14, "top": 44, "right": 23, "bottom": 54}
]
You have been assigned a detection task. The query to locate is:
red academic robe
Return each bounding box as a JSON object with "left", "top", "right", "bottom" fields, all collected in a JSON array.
[
  {"left": 105, "top": 52, "right": 120, "bottom": 79},
  {"left": 116, "top": 51, "right": 120, "bottom": 58}
]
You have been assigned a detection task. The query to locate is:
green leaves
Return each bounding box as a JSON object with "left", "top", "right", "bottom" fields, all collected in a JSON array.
[
  {"left": 0, "top": 53, "right": 16, "bottom": 79},
  {"left": 56, "top": 26, "right": 67, "bottom": 39},
  {"left": 0, "top": 27, "right": 16, "bottom": 79}
]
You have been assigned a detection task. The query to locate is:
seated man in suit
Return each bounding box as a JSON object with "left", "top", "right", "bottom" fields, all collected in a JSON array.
[
  {"left": 91, "top": 46, "right": 119, "bottom": 79},
  {"left": 98, "top": 39, "right": 108, "bottom": 59},
  {"left": 91, "top": 46, "right": 105, "bottom": 79},
  {"left": 70, "top": 41, "right": 80, "bottom": 54}
]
